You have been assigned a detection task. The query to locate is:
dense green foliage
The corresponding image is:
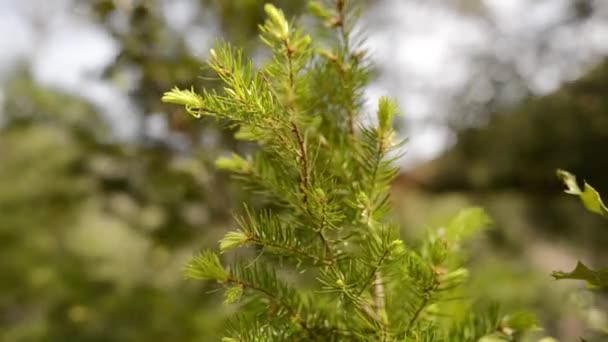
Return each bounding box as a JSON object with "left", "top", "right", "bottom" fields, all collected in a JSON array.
[
  {"left": 0, "top": 1, "right": 308, "bottom": 340},
  {"left": 164, "top": 2, "right": 543, "bottom": 340},
  {"left": 0, "top": 72, "right": 231, "bottom": 341}
]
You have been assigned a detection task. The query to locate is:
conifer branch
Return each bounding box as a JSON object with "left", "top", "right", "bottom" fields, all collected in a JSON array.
[
  {"left": 357, "top": 249, "right": 390, "bottom": 296},
  {"left": 373, "top": 272, "right": 386, "bottom": 320},
  {"left": 165, "top": 3, "right": 515, "bottom": 340},
  {"left": 223, "top": 208, "right": 335, "bottom": 267},
  {"left": 358, "top": 100, "right": 399, "bottom": 327},
  {"left": 368, "top": 139, "right": 385, "bottom": 211},
  {"left": 318, "top": 230, "right": 335, "bottom": 264},
  {"left": 358, "top": 246, "right": 390, "bottom": 335},
  {"left": 318, "top": 204, "right": 336, "bottom": 264},
  {"left": 247, "top": 236, "right": 333, "bottom": 266},
  {"left": 337, "top": 281, "right": 384, "bottom": 326},
  {"left": 405, "top": 296, "right": 429, "bottom": 334},
  {"left": 291, "top": 122, "right": 310, "bottom": 197},
  {"left": 276, "top": 22, "right": 312, "bottom": 208},
  {"left": 282, "top": 33, "right": 338, "bottom": 264},
  {"left": 335, "top": 0, "right": 348, "bottom": 51},
  {"left": 285, "top": 39, "right": 296, "bottom": 91},
  {"left": 334, "top": 0, "right": 356, "bottom": 136},
  {"left": 405, "top": 279, "right": 439, "bottom": 334},
  {"left": 224, "top": 276, "right": 316, "bottom": 338}
]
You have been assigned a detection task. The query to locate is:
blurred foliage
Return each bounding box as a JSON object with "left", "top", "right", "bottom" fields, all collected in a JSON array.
[
  {"left": 416, "top": 59, "right": 608, "bottom": 193},
  {"left": 91, "top": 0, "right": 306, "bottom": 116},
  {"left": 399, "top": 57, "right": 608, "bottom": 340},
  {"left": 0, "top": 71, "right": 229, "bottom": 341},
  {"left": 390, "top": 187, "right": 608, "bottom": 341},
  {"left": 0, "top": 0, "right": 312, "bottom": 341},
  {"left": 404, "top": 58, "right": 608, "bottom": 255}
]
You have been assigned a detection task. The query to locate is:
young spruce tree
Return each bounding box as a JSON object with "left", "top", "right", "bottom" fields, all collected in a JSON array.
[{"left": 163, "top": 2, "right": 538, "bottom": 341}]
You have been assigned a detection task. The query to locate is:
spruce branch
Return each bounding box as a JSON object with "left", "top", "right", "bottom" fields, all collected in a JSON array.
[
  {"left": 291, "top": 122, "right": 310, "bottom": 199},
  {"left": 283, "top": 46, "right": 338, "bottom": 264},
  {"left": 334, "top": 0, "right": 357, "bottom": 136},
  {"left": 163, "top": 2, "right": 518, "bottom": 341},
  {"left": 405, "top": 280, "right": 439, "bottom": 334},
  {"left": 357, "top": 249, "right": 390, "bottom": 297},
  {"left": 310, "top": 0, "right": 363, "bottom": 136},
  {"left": 317, "top": 226, "right": 335, "bottom": 264},
  {"left": 220, "top": 207, "right": 333, "bottom": 266},
  {"left": 248, "top": 236, "right": 333, "bottom": 266},
  {"left": 224, "top": 275, "right": 315, "bottom": 338},
  {"left": 184, "top": 250, "right": 229, "bottom": 282},
  {"left": 317, "top": 263, "right": 385, "bottom": 327}
]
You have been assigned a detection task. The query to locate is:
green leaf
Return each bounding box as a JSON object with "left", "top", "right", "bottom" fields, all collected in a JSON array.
[
  {"left": 443, "top": 207, "right": 492, "bottom": 241},
  {"left": 552, "top": 261, "right": 608, "bottom": 289},
  {"left": 184, "top": 250, "right": 229, "bottom": 282},
  {"left": 556, "top": 169, "right": 608, "bottom": 218}
]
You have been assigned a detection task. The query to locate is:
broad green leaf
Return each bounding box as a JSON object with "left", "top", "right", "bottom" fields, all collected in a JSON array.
[
  {"left": 552, "top": 261, "right": 608, "bottom": 289},
  {"left": 556, "top": 169, "right": 608, "bottom": 218}
]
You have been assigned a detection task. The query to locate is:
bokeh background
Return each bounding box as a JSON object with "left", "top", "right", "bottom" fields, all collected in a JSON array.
[{"left": 1, "top": 0, "right": 607, "bottom": 340}]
